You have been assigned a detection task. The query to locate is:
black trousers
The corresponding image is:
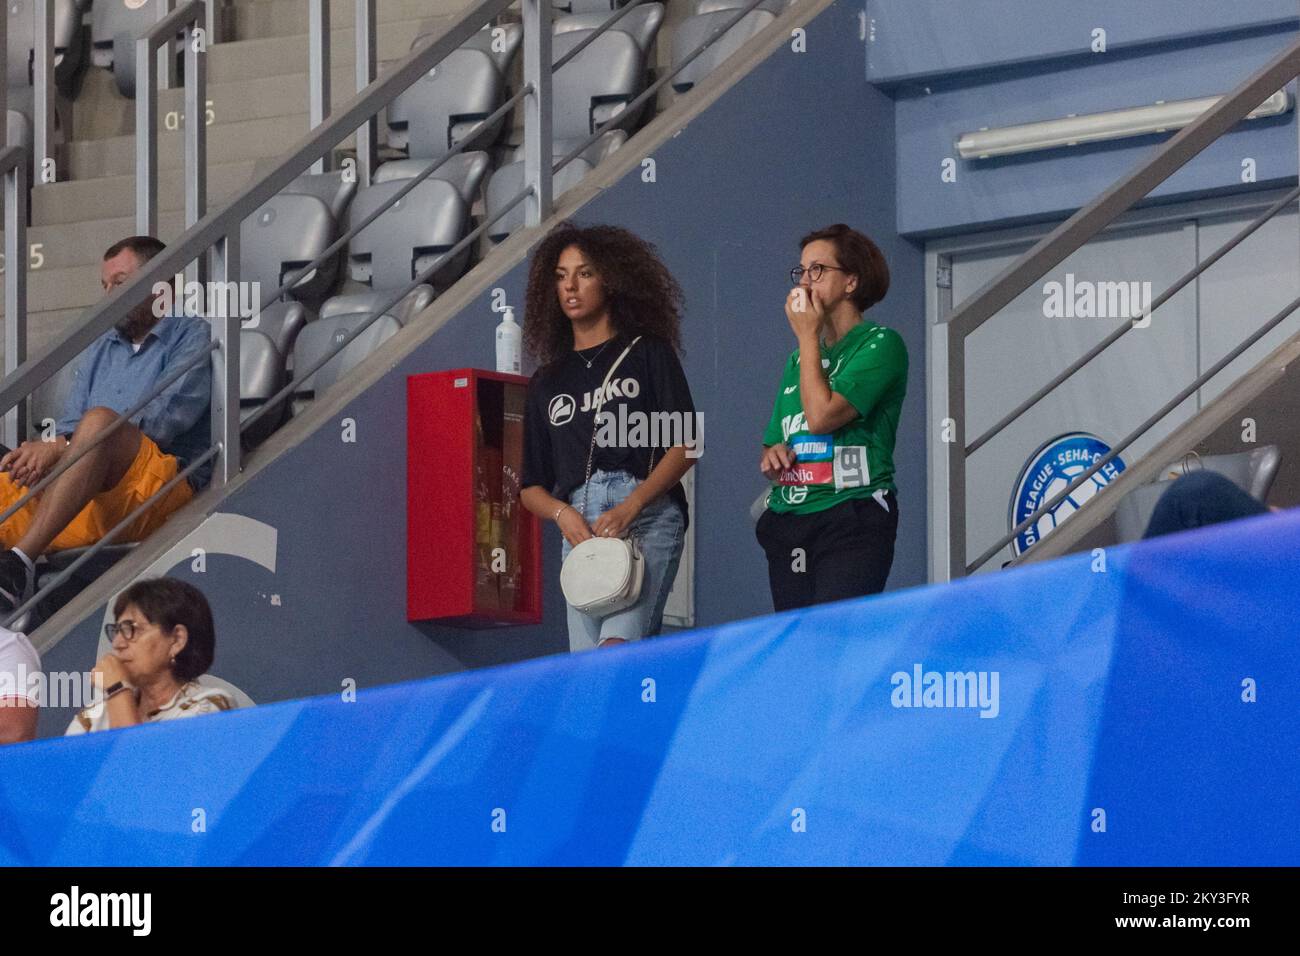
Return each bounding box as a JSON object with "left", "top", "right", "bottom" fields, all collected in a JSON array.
[{"left": 755, "top": 491, "right": 899, "bottom": 612}]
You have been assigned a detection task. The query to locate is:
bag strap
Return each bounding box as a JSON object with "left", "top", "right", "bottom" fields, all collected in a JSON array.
[{"left": 580, "top": 336, "right": 643, "bottom": 516}]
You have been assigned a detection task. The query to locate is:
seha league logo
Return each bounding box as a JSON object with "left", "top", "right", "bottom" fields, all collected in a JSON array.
[{"left": 1009, "top": 432, "right": 1126, "bottom": 556}]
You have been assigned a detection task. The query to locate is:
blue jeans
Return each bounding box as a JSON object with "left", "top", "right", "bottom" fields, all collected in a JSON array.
[
  {"left": 561, "top": 469, "right": 685, "bottom": 651},
  {"left": 1143, "top": 470, "right": 1267, "bottom": 539}
]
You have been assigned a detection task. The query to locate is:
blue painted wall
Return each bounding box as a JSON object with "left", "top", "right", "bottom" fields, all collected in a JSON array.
[
  {"left": 868, "top": 1, "right": 1300, "bottom": 235},
  {"left": 867, "top": 0, "right": 1298, "bottom": 84},
  {"left": 34, "top": 0, "right": 925, "bottom": 736}
]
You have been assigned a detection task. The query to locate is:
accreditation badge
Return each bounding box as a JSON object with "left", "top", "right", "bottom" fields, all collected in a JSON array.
[
  {"left": 778, "top": 434, "right": 834, "bottom": 485},
  {"left": 833, "top": 445, "right": 870, "bottom": 490}
]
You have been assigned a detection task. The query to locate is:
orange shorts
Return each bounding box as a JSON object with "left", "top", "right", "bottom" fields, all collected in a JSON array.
[{"left": 0, "top": 434, "right": 194, "bottom": 551}]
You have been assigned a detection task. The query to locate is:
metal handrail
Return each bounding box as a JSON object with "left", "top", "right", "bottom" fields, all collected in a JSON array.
[
  {"left": 1, "top": 147, "right": 29, "bottom": 450},
  {"left": 969, "top": 288, "right": 1300, "bottom": 574},
  {"left": 944, "top": 33, "right": 1300, "bottom": 577},
  {"left": 966, "top": 183, "right": 1300, "bottom": 458},
  {"left": 33, "top": 0, "right": 54, "bottom": 185},
  {"left": 137, "top": 1, "right": 210, "bottom": 240}
]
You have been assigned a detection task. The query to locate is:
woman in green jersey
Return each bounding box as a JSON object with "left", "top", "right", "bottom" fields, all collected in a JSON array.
[{"left": 756, "top": 224, "right": 908, "bottom": 611}]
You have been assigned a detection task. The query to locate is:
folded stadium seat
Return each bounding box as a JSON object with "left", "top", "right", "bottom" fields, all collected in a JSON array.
[
  {"left": 695, "top": 0, "right": 791, "bottom": 14},
  {"left": 5, "top": 0, "right": 86, "bottom": 95},
  {"left": 5, "top": 109, "right": 33, "bottom": 172},
  {"left": 483, "top": 130, "right": 627, "bottom": 244},
  {"left": 371, "top": 151, "right": 492, "bottom": 209},
  {"left": 560, "top": 0, "right": 631, "bottom": 15},
  {"left": 346, "top": 178, "right": 470, "bottom": 291},
  {"left": 554, "top": 3, "right": 665, "bottom": 56},
  {"left": 239, "top": 328, "right": 288, "bottom": 448},
  {"left": 90, "top": 0, "right": 154, "bottom": 67},
  {"left": 387, "top": 23, "right": 522, "bottom": 151},
  {"left": 387, "top": 49, "right": 504, "bottom": 155},
  {"left": 290, "top": 313, "right": 403, "bottom": 415},
  {"left": 523, "top": 129, "right": 628, "bottom": 167},
  {"left": 239, "top": 193, "right": 339, "bottom": 357},
  {"left": 1113, "top": 446, "right": 1283, "bottom": 543},
  {"left": 670, "top": 9, "right": 777, "bottom": 94},
  {"left": 318, "top": 285, "right": 435, "bottom": 325},
  {"left": 551, "top": 4, "right": 664, "bottom": 139},
  {"left": 5, "top": 86, "right": 67, "bottom": 182},
  {"left": 279, "top": 169, "right": 359, "bottom": 224},
  {"left": 92, "top": 0, "right": 186, "bottom": 98}
]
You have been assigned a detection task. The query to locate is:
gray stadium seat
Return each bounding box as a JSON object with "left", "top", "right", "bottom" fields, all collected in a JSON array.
[
  {"left": 552, "top": 32, "right": 643, "bottom": 139},
  {"left": 239, "top": 328, "right": 287, "bottom": 446},
  {"left": 387, "top": 49, "right": 503, "bottom": 155},
  {"left": 319, "top": 285, "right": 435, "bottom": 325},
  {"left": 346, "top": 179, "right": 469, "bottom": 291},
  {"left": 388, "top": 25, "right": 522, "bottom": 151},
  {"left": 485, "top": 156, "right": 593, "bottom": 243},
  {"left": 91, "top": 0, "right": 156, "bottom": 68},
  {"left": 509, "top": 130, "right": 628, "bottom": 166},
  {"left": 240, "top": 193, "right": 339, "bottom": 307},
  {"left": 6, "top": 0, "right": 85, "bottom": 94},
  {"left": 461, "top": 19, "right": 522, "bottom": 72},
  {"left": 407, "top": 21, "right": 522, "bottom": 75},
  {"left": 1113, "top": 446, "right": 1282, "bottom": 543},
  {"left": 555, "top": 3, "right": 665, "bottom": 56},
  {"left": 671, "top": 9, "right": 776, "bottom": 94},
  {"left": 485, "top": 131, "right": 627, "bottom": 245},
  {"left": 695, "top": 0, "right": 790, "bottom": 14},
  {"left": 243, "top": 300, "right": 312, "bottom": 361},
  {"left": 561, "top": 0, "right": 628, "bottom": 16},
  {"left": 279, "top": 169, "right": 358, "bottom": 223},
  {"left": 5, "top": 86, "right": 63, "bottom": 166},
  {"left": 5, "top": 109, "right": 33, "bottom": 172},
  {"left": 93, "top": 0, "right": 188, "bottom": 98},
  {"left": 371, "top": 151, "right": 491, "bottom": 207},
  {"left": 291, "top": 313, "right": 402, "bottom": 412}
]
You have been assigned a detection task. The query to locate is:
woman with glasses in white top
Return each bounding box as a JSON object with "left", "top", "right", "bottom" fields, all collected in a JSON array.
[{"left": 67, "top": 577, "right": 233, "bottom": 734}]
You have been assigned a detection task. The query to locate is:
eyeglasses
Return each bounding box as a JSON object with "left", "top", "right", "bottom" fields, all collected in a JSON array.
[
  {"left": 791, "top": 264, "right": 849, "bottom": 285},
  {"left": 104, "top": 620, "right": 153, "bottom": 643}
]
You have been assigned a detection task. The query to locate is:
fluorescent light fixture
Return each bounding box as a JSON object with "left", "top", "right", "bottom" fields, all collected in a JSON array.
[{"left": 955, "top": 89, "right": 1291, "bottom": 160}]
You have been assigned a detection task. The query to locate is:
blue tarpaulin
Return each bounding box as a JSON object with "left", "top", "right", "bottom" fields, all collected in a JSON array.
[{"left": 1, "top": 509, "right": 1296, "bottom": 865}]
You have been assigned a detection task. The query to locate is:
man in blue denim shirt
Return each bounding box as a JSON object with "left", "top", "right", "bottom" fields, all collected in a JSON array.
[{"left": 0, "top": 237, "right": 212, "bottom": 617}]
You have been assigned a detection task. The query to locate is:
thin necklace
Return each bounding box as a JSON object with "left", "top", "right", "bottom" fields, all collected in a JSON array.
[{"left": 577, "top": 336, "right": 615, "bottom": 369}]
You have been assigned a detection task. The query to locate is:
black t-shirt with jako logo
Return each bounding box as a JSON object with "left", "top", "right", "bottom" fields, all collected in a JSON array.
[{"left": 522, "top": 333, "right": 695, "bottom": 524}]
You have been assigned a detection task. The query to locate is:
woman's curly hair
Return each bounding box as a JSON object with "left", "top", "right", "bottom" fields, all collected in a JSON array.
[{"left": 523, "top": 221, "right": 684, "bottom": 368}]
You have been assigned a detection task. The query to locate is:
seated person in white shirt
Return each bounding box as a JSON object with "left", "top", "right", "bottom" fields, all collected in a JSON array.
[{"left": 0, "top": 625, "right": 40, "bottom": 744}]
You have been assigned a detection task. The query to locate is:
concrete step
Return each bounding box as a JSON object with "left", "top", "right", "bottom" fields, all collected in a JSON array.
[
  {"left": 0, "top": 307, "right": 93, "bottom": 393},
  {"left": 71, "top": 62, "right": 366, "bottom": 140},
  {"left": 66, "top": 113, "right": 324, "bottom": 180},
  {"left": 203, "top": 15, "right": 452, "bottom": 82},
  {"left": 0, "top": 265, "right": 106, "bottom": 316},
  {"left": 0, "top": 211, "right": 190, "bottom": 273},
  {"left": 32, "top": 159, "right": 256, "bottom": 226}
]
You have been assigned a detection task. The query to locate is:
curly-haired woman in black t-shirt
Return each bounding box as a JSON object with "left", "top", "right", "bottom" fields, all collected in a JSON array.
[{"left": 520, "top": 222, "right": 698, "bottom": 651}]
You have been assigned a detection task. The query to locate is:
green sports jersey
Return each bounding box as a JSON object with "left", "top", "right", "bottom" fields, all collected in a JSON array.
[{"left": 762, "top": 320, "right": 908, "bottom": 515}]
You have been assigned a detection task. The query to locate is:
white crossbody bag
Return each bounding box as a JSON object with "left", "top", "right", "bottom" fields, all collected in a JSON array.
[{"left": 559, "top": 336, "right": 652, "bottom": 615}]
